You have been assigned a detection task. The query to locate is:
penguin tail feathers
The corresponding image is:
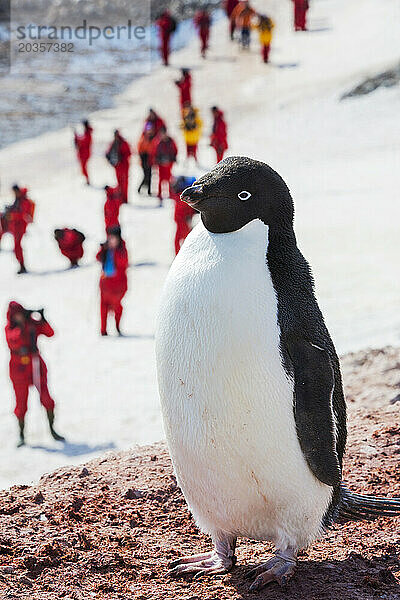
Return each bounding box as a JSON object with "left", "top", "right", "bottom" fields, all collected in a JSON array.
[{"left": 335, "top": 484, "right": 400, "bottom": 524}]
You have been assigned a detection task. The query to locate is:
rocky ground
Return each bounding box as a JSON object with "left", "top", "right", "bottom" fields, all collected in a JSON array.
[
  {"left": 341, "top": 62, "right": 400, "bottom": 99},
  {"left": 0, "top": 346, "right": 399, "bottom": 600}
]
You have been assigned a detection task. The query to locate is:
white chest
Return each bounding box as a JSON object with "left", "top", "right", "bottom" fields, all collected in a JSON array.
[{"left": 158, "top": 218, "right": 280, "bottom": 364}]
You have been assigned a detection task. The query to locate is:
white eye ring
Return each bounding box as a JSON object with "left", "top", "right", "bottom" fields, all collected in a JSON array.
[{"left": 238, "top": 190, "right": 252, "bottom": 201}]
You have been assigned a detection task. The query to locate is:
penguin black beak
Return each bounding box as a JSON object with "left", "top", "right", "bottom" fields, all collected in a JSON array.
[{"left": 181, "top": 184, "right": 204, "bottom": 207}]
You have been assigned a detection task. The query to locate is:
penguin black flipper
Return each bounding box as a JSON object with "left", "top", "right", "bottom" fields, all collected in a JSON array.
[{"left": 285, "top": 337, "right": 341, "bottom": 487}]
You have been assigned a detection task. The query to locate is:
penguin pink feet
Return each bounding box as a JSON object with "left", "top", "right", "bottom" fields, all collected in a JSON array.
[
  {"left": 169, "top": 538, "right": 236, "bottom": 579},
  {"left": 246, "top": 549, "right": 297, "bottom": 590}
]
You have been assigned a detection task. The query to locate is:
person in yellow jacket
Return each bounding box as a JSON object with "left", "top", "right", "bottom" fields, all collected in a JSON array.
[
  {"left": 255, "top": 14, "right": 275, "bottom": 63},
  {"left": 181, "top": 104, "right": 203, "bottom": 162}
]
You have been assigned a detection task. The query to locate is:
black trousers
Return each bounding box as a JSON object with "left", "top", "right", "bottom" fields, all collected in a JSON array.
[{"left": 139, "top": 153, "right": 152, "bottom": 194}]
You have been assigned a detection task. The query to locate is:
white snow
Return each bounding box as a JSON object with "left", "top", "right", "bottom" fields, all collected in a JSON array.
[{"left": 0, "top": 0, "right": 399, "bottom": 489}]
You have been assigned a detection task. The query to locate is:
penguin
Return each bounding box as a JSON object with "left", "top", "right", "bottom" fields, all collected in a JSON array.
[{"left": 155, "top": 156, "right": 400, "bottom": 590}]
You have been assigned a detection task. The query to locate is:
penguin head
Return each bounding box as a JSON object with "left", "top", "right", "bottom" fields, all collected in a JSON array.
[{"left": 181, "top": 156, "right": 294, "bottom": 234}]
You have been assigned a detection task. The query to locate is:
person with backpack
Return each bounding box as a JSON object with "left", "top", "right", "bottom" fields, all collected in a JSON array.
[
  {"left": 156, "top": 10, "right": 177, "bottom": 66},
  {"left": 137, "top": 125, "right": 154, "bottom": 196},
  {"left": 181, "top": 105, "right": 203, "bottom": 162},
  {"left": 170, "top": 176, "right": 197, "bottom": 255},
  {"left": 292, "top": 0, "right": 309, "bottom": 31},
  {"left": 153, "top": 126, "right": 178, "bottom": 205},
  {"left": 230, "top": 1, "right": 257, "bottom": 49},
  {"left": 105, "top": 130, "right": 132, "bottom": 203},
  {"left": 194, "top": 9, "right": 211, "bottom": 58},
  {"left": 175, "top": 69, "right": 192, "bottom": 110},
  {"left": 0, "top": 185, "right": 35, "bottom": 274},
  {"left": 96, "top": 226, "right": 129, "bottom": 336},
  {"left": 5, "top": 302, "right": 65, "bottom": 447},
  {"left": 255, "top": 14, "right": 275, "bottom": 63},
  {"left": 73, "top": 120, "right": 93, "bottom": 185},
  {"left": 210, "top": 106, "right": 228, "bottom": 163},
  {"left": 103, "top": 184, "right": 123, "bottom": 231},
  {"left": 54, "top": 228, "right": 85, "bottom": 268}
]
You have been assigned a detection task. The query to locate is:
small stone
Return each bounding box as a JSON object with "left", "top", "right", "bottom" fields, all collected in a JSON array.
[
  {"left": 124, "top": 488, "right": 144, "bottom": 500},
  {"left": 71, "top": 497, "right": 84, "bottom": 512},
  {"left": 124, "top": 488, "right": 135, "bottom": 499},
  {"left": 2, "top": 566, "right": 15, "bottom": 574},
  {"left": 19, "top": 575, "right": 33, "bottom": 587},
  {"left": 33, "top": 491, "right": 44, "bottom": 504}
]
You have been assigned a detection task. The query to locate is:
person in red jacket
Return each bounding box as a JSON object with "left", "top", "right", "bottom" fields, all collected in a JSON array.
[
  {"left": 224, "top": 0, "right": 239, "bottom": 39},
  {"left": 103, "top": 185, "right": 123, "bottom": 231},
  {"left": 170, "top": 176, "right": 197, "bottom": 255},
  {"left": 194, "top": 9, "right": 211, "bottom": 58},
  {"left": 156, "top": 10, "right": 177, "bottom": 66},
  {"left": 96, "top": 226, "right": 129, "bottom": 336},
  {"left": 292, "top": 0, "right": 309, "bottom": 31},
  {"left": 106, "top": 130, "right": 132, "bottom": 203},
  {"left": 54, "top": 228, "right": 85, "bottom": 268},
  {"left": 74, "top": 120, "right": 93, "bottom": 185},
  {"left": 0, "top": 185, "right": 35, "bottom": 274},
  {"left": 174, "top": 69, "right": 192, "bottom": 110},
  {"left": 210, "top": 106, "right": 228, "bottom": 163},
  {"left": 5, "top": 302, "right": 65, "bottom": 447},
  {"left": 143, "top": 108, "right": 166, "bottom": 139},
  {"left": 153, "top": 127, "right": 178, "bottom": 206},
  {"left": 137, "top": 125, "right": 155, "bottom": 196}
]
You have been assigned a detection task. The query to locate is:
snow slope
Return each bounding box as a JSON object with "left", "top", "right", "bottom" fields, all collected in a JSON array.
[{"left": 0, "top": 0, "right": 399, "bottom": 489}]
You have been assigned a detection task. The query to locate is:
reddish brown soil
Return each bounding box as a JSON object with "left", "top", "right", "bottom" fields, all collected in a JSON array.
[{"left": 0, "top": 347, "right": 399, "bottom": 600}]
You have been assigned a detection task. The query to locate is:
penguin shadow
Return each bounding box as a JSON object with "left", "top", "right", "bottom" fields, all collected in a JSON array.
[
  {"left": 228, "top": 553, "right": 400, "bottom": 598},
  {"left": 27, "top": 262, "right": 95, "bottom": 276},
  {"left": 28, "top": 440, "right": 116, "bottom": 457}
]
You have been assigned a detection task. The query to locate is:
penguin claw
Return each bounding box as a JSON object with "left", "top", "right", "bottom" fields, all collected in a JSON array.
[
  {"left": 247, "top": 555, "right": 296, "bottom": 590},
  {"left": 170, "top": 550, "right": 214, "bottom": 569},
  {"left": 168, "top": 550, "right": 235, "bottom": 578}
]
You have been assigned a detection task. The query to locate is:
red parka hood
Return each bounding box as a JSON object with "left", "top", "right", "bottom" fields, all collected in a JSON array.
[{"left": 7, "top": 301, "right": 24, "bottom": 323}]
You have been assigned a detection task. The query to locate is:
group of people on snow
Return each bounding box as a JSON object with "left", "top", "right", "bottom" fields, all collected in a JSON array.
[
  {"left": 156, "top": 1, "right": 310, "bottom": 68},
  {"left": 2, "top": 1, "right": 310, "bottom": 447}
]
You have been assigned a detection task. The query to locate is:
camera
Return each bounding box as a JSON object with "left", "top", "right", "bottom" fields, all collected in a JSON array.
[{"left": 25, "top": 308, "right": 45, "bottom": 321}]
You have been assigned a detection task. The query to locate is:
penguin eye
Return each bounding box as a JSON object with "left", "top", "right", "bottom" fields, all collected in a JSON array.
[{"left": 237, "top": 190, "right": 252, "bottom": 201}]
